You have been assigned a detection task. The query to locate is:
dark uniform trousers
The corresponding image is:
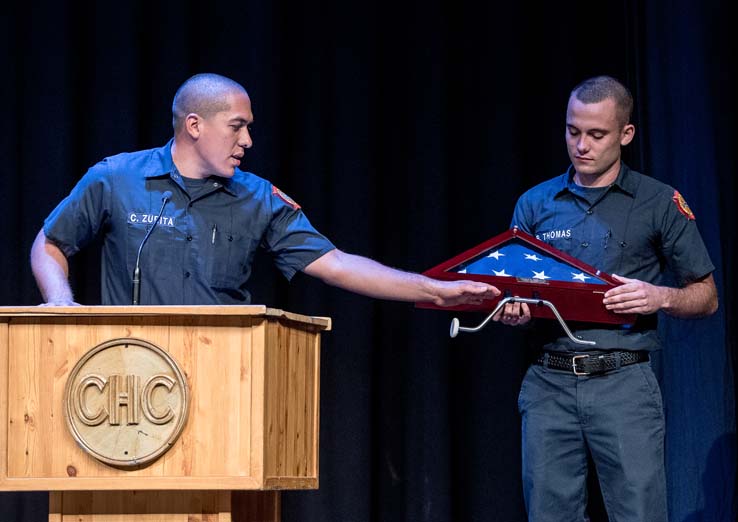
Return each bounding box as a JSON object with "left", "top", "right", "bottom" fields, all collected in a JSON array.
[{"left": 518, "top": 360, "right": 668, "bottom": 521}]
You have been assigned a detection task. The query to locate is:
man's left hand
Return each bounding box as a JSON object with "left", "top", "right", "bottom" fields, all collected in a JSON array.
[{"left": 603, "top": 274, "right": 665, "bottom": 314}]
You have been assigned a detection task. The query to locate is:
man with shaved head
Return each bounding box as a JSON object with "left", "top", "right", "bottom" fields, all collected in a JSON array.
[
  {"left": 31, "top": 73, "right": 498, "bottom": 308},
  {"left": 171, "top": 73, "right": 245, "bottom": 133}
]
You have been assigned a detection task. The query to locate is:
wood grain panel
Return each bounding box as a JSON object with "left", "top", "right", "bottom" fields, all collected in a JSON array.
[
  {"left": 50, "top": 490, "right": 234, "bottom": 521},
  {"left": 0, "top": 308, "right": 327, "bottom": 492},
  {"left": 263, "top": 321, "right": 319, "bottom": 485}
]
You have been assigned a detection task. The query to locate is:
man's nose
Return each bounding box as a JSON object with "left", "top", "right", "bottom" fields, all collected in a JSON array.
[{"left": 239, "top": 129, "right": 253, "bottom": 149}]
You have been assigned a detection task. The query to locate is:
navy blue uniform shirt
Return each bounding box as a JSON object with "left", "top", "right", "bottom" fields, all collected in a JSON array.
[
  {"left": 44, "top": 140, "right": 336, "bottom": 305},
  {"left": 511, "top": 163, "right": 714, "bottom": 352}
]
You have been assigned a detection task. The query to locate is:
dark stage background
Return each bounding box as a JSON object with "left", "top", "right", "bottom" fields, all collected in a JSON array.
[{"left": 1, "top": 1, "right": 736, "bottom": 520}]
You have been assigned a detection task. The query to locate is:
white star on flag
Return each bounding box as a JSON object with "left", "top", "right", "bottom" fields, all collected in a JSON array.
[
  {"left": 532, "top": 270, "right": 551, "bottom": 280},
  {"left": 492, "top": 269, "right": 511, "bottom": 277},
  {"left": 571, "top": 272, "right": 591, "bottom": 282},
  {"left": 487, "top": 250, "right": 505, "bottom": 260},
  {"left": 458, "top": 268, "right": 467, "bottom": 274},
  {"left": 524, "top": 253, "right": 542, "bottom": 261}
]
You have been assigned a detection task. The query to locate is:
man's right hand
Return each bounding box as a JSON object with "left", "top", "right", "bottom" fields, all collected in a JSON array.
[
  {"left": 492, "top": 300, "right": 532, "bottom": 326},
  {"left": 39, "top": 299, "right": 81, "bottom": 307}
]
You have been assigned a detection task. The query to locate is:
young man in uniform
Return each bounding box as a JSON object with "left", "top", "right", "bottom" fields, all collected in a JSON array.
[{"left": 495, "top": 75, "right": 718, "bottom": 521}]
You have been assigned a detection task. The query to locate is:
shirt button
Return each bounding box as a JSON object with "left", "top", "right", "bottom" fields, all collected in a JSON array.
[
  {"left": 186, "top": 235, "right": 193, "bottom": 241},
  {"left": 184, "top": 271, "right": 191, "bottom": 278},
  {"left": 586, "top": 209, "right": 593, "bottom": 215},
  {"left": 213, "top": 182, "right": 220, "bottom": 187},
  {"left": 581, "top": 242, "right": 589, "bottom": 247}
]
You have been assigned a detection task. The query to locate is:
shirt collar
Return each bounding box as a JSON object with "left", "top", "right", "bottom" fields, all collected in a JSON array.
[
  {"left": 144, "top": 138, "right": 237, "bottom": 196},
  {"left": 555, "top": 162, "right": 637, "bottom": 198}
]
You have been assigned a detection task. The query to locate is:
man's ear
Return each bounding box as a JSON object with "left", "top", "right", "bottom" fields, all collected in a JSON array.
[
  {"left": 184, "top": 113, "right": 201, "bottom": 139},
  {"left": 620, "top": 123, "right": 635, "bottom": 146}
]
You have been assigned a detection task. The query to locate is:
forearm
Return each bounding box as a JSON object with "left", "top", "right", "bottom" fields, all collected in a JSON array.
[
  {"left": 30, "top": 229, "right": 75, "bottom": 304},
  {"left": 305, "top": 249, "right": 440, "bottom": 302},
  {"left": 658, "top": 274, "right": 718, "bottom": 318}
]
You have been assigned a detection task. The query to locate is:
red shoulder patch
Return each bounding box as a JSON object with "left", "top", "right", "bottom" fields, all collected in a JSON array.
[
  {"left": 672, "top": 190, "right": 695, "bottom": 220},
  {"left": 272, "top": 185, "right": 301, "bottom": 210}
]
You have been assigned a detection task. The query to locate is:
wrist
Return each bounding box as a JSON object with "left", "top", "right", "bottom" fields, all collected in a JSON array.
[
  {"left": 658, "top": 286, "right": 675, "bottom": 313},
  {"left": 423, "top": 277, "right": 444, "bottom": 304},
  {"left": 44, "top": 286, "right": 74, "bottom": 305}
]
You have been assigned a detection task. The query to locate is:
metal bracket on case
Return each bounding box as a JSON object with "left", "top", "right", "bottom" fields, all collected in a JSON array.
[{"left": 449, "top": 296, "right": 596, "bottom": 346}]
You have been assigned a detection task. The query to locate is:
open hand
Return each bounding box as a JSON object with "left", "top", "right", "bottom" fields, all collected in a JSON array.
[
  {"left": 603, "top": 274, "right": 664, "bottom": 314},
  {"left": 431, "top": 280, "right": 500, "bottom": 307}
]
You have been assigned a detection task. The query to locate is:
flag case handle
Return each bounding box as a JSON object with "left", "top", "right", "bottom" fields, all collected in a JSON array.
[{"left": 450, "top": 296, "right": 596, "bottom": 346}]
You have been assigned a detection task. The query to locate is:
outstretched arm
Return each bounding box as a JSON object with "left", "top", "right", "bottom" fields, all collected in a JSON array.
[
  {"left": 30, "top": 229, "right": 79, "bottom": 306},
  {"left": 303, "top": 249, "right": 500, "bottom": 306},
  {"left": 603, "top": 273, "right": 718, "bottom": 318}
]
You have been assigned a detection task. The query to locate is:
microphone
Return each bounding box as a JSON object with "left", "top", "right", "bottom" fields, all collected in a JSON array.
[{"left": 132, "top": 191, "right": 172, "bottom": 305}]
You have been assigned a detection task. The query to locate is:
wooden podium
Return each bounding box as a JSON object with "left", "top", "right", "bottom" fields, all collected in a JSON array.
[{"left": 0, "top": 305, "right": 331, "bottom": 521}]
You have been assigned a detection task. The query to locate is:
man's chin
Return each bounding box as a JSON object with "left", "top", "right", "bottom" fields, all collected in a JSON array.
[{"left": 573, "top": 162, "right": 599, "bottom": 176}]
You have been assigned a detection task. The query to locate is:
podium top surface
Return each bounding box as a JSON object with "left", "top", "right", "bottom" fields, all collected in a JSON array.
[{"left": 0, "top": 305, "right": 331, "bottom": 330}]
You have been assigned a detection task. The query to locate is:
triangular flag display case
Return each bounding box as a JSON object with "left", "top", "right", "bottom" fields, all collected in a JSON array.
[{"left": 417, "top": 227, "right": 636, "bottom": 325}]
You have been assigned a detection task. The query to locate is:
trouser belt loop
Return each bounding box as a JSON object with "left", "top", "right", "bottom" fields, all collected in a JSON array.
[
  {"left": 614, "top": 351, "right": 622, "bottom": 370},
  {"left": 543, "top": 352, "right": 550, "bottom": 370}
]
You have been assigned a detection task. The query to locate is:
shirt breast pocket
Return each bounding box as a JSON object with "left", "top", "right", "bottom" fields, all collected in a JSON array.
[
  {"left": 547, "top": 236, "right": 573, "bottom": 253},
  {"left": 126, "top": 222, "right": 185, "bottom": 282},
  {"left": 208, "top": 231, "right": 260, "bottom": 289}
]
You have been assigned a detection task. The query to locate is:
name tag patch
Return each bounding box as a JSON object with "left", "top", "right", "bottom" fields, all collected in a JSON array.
[
  {"left": 128, "top": 213, "right": 175, "bottom": 227},
  {"left": 537, "top": 229, "right": 572, "bottom": 241}
]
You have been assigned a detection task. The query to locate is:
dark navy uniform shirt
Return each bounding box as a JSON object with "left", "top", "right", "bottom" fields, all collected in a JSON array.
[
  {"left": 511, "top": 163, "right": 714, "bottom": 352},
  {"left": 44, "top": 140, "right": 336, "bottom": 305}
]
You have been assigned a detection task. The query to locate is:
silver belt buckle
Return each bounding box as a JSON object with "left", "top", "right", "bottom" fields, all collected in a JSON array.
[{"left": 572, "top": 354, "right": 589, "bottom": 376}]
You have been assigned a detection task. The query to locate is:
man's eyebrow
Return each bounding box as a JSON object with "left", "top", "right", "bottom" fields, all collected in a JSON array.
[
  {"left": 229, "top": 117, "right": 253, "bottom": 124},
  {"left": 567, "top": 123, "right": 608, "bottom": 134}
]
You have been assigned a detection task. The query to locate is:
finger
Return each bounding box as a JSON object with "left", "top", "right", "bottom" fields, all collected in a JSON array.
[
  {"left": 606, "top": 297, "right": 650, "bottom": 313},
  {"left": 478, "top": 288, "right": 500, "bottom": 299},
  {"left": 478, "top": 284, "right": 501, "bottom": 298},
  {"left": 492, "top": 302, "right": 513, "bottom": 321},
  {"left": 503, "top": 302, "right": 522, "bottom": 323},
  {"left": 611, "top": 273, "right": 634, "bottom": 283},
  {"left": 462, "top": 281, "right": 496, "bottom": 293},
  {"left": 520, "top": 303, "right": 532, "bottom": 320},
  {"left": 604, "top": 287, "right": 644, "bottom": 306},
  {"left": 604, "top": 283, "right": 635, "bottom": 298}
]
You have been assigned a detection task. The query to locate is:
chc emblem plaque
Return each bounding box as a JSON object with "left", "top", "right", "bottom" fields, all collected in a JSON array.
[{"left": 63, "top": 338, "right": 189, "bottom": 468}]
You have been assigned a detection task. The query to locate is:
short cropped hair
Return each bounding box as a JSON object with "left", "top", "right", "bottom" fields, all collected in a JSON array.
[
  {"left": 172, "top": 73, "right": 247, "bottom": 132},
  {"left": 570, "top": 75, "right": 634, "bottom": 128}
]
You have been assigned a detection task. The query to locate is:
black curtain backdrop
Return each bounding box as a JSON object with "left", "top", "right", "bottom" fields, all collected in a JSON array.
[{"left": 1, "top": 1, "right": 736, "bottom": 521}]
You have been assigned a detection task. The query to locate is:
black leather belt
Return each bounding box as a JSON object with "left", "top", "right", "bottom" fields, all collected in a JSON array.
[{"left": 534, "top": 350, "right": 649, "bottom": 376}]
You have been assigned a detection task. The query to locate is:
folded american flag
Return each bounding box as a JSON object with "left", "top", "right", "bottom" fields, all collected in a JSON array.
[{"left": 453, "top": 238, "right": 607, "bottom": 285}]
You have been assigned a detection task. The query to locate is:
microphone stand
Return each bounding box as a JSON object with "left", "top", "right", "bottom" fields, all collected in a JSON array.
[{"left": 132, "top": 192, "right": 171, "bottom": 305}]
